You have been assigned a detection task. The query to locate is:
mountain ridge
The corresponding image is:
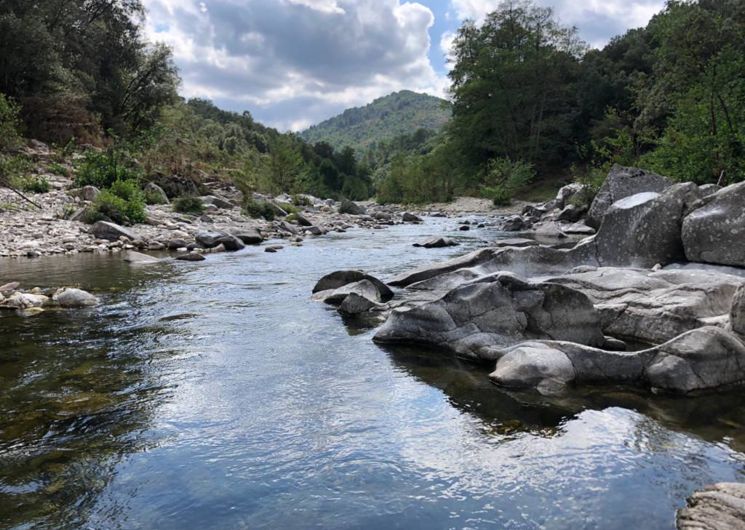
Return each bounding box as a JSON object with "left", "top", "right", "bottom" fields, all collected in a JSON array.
[{"left": 300, "top": 90, "right": 451, "bottom": 153}]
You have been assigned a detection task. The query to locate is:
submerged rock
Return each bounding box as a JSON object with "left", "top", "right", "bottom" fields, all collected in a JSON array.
[
  {"left": 413, "top": 237, "right": 458, "bottom": 248},
  {"left": 123, "top": 251, "right": 161, "bottom": 265}
]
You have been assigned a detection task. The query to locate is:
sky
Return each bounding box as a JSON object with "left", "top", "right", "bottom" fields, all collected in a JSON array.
[{"left": 142, "top": 0, "right": 665, "bottom": 132}]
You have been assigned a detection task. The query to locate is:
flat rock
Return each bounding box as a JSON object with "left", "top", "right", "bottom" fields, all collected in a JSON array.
[
  {"left": 123, "top": 251, "right": 161, "bottom": 265},
  {"left": 677, "top": 482, "right": 745, "bottom": 530},
  {"left": 313, "top": 270, "right": 393, "bottom": 302},
  {"left": 53, "top": 288, "right": 98, "bottom": 308},
  {"left": 413, "top": 237, "right": 458, "bottom": 248},
  {"left": 91, "top": 221, "right": 137, "bottom": 242}
]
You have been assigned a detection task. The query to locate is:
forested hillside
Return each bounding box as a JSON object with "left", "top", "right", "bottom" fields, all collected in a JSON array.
[
  {"left": 376, "top": 0, "right": 745, "bottom": 204},
  {"left": 1, "top": 0, "right": 743, "bottom": 210},
  {"left": 300, "top": 91, "right": 451, "bottom": 153}
]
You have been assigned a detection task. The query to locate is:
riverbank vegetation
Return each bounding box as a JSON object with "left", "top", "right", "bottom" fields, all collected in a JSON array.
[{"left": 1, "top": 0, "right": 744, "bottom": 210}]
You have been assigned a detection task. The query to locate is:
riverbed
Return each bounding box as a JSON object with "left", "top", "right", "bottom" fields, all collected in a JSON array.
[{"left": 1, "top": 218, "right": 744, "bottom": 529}]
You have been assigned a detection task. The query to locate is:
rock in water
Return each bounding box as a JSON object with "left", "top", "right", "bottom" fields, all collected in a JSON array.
[
  {"left": 195, "top": 231, "right": 224, "bottom": 248},
  {"left": 176, "top": 252, "right": 206, "bottom": 261},
  {"left": 53, "top": 288, "right": 98, "bottom": 308},
  {"left": 682, "top": 181, "right": 745, "bottom": 267},
  {"left": 123, "top": 251, "right": 161, "bottom": 265},
  {"left": 586, "top": 165, "right": 672, "bottom": 228},
  {"left": 0, "top": 292, "right": 49, "bottom": 309},
  {"left": 338, "top": 292, "right": 381, "bottom": 315},
  {"left": 413, "top": 237, "right": 458, "bottom": 248},
  {"left": 91, "top": 221, "right": 138, "bottom": 241},
  {"left": 373, "top": 274, "right": 605, "bottom": 361},
  {"left": 312, "top": 270, "right": 393, "bottom": 302},
  {"left": 402, "top": 212, "right": 422, "bottom": 223},
  {"left": 677, "top": 483, "right": 745, "bottom": 530}
]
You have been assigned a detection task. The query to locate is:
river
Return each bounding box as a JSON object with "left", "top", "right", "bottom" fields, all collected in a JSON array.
[{"left": 1, "top": 217, "right": 744, "bottom": 529}]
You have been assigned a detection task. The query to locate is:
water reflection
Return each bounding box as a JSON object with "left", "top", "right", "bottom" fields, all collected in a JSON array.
[{"left": 0, "top": 258, "right": 181, "bottom": 528}]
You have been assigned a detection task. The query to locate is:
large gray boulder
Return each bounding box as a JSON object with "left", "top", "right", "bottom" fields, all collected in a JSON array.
[
  {"left": 586, "top": 165, "right": 672, "bottom": 228},
  {"left": 91, "top": 221, "right": 138, "bottom": 241},
  {"left": 373, "top": 274, "right": 605, "bottom": 361},
  {"left": 677, "top": 483, "right": 745, "bottom": 530},
  {"left": 339, "top": 199, "right": 366, "bottom": 215},
  {"left": 682, "top": 181, "right": 745, "bottom": 267},
  {"left": 593, "top": 183, "right": 701, "bottom": 268},
  {"left": 53, "top": 288, "right": 98, "bottom": 308},
  {"left": 232, "top": 229, "right": 263, "bottom": 245},
  {"left": 413, "top": 237, "right": 458, "bottom": 248},
  {"left": 489, "top": 326, "right": 745, "bottom": 394},
  {"left": 313, "top": 270, "right": 393, "bottom": 303},
  {"left": 547, "top": 267, "right": 742, "bottom": 345},
  {"left": 320, "top": 279, "right": 383, "bottom": 306}
]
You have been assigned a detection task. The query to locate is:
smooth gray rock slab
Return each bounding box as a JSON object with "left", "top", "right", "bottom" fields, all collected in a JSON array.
[
  {"left": 683, "top": 181, "right": 745, "bottom": 267},
  {"left": 53, "top": 288, "right": 98, "bottom": 308},
  {"left": 413, "top": 237, "right": 458, "bottom": 248},
  {"left": 313, "top": 270, "right": 394, "bottom": 302},
  {"left": 374, "top": 274, "right": 605, "bottom": 361},
  {"left": 677, "top": 482, "right": 745, "bottom": 530},
  {"left": 232, "top": 229, "right": 263, "bottom": 245}
]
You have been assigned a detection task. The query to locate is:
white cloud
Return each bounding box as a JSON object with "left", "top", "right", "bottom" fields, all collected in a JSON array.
[
  {"left": 449, "top": 0, "right": 665, "bottom": 48},
  {"left": 143, "top": 0, "right": 447, "bottom": 130}
]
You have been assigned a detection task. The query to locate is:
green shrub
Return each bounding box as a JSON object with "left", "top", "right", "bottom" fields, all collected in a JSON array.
[
  {"left": 84, "top": 179, "right": 146, "bottom": 225},
  {"left": 483, "top": 186, "right": 512, "bottom": 206},
  {"left": 291, "top": 194, "right": 312, "bottom": 207},
  {"left": 243, "top": 197, "right": 276, "bottom": 220},
  {"left": 0, "top": 94, "right": 21, "bottom": 151},
  {"left": 48, "top": 162, "right": 70, "bottom": 177},
  {"left": 22, "top": 176, "right": 51, "bottom": 193},
  {"left": 173, "top": 196, "right": 204, "bottom": 214},
  {"left": 76, "top": 149, "right": 142, "bottom": 189},
  {"left": 481, "top": 157, "right": 535, "bottom": 206}
]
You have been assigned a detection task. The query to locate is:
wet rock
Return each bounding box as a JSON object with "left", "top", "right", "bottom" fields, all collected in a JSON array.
[
  {"left": 413, "top": 237, "right": 458, "bottom": 248},
  {"left": 0, "top": 282, "right": 20, "bottom": 296},
  {"left": 53, "top": 288, "right": 98, "bottom": 308},
  {"left": 677, "top": 482, "right": 745, "bottom": 530},
  {"left": 195, "top": 231, "right": 224, "bottom": 248},
  {"left": 682, "top": 181, "right": 745, "bottom": 267},
  {"left": 500, "top": 215, "right": 525, "bottom": 232},
  {"left": 91, "top": 221, "right": 137, "bottom": 242},
  {"left": 338, "top": 292, "right": 382, "bottom": 315},
  {"left": 492, "top": 238, "right": 539, "bottom": 248},
  {"left": 0, "top": 292, "right": 49, "bottom": 309},
  {"left": 313, "top": 270, "right": 393, "bottom": 302},
  {"left": 265, "top": 245, "right": 283, "bottom": 253},
  {"left": 176, "top": 252, "right": 206, "bottom": 261},
  {"left": 322, "top": 279, "right": 384, "bottom": 306},
  {"left": 402, "top": 212, "right": 423, "bottom": 223},
  {"left": 459, "top": 224, "right": 471, "bottom": 231},
  {"left": 586, "top": 165, "right": 672, "bottom": 228},
  {"left": 123, "top": 251, "right": 161, "bottom": 264},
  {"left": 374, "top": 274, "right": 605, "bottom": 361},
  {"left": 216, "top": 234, "right": 245, "bottom": 252}
]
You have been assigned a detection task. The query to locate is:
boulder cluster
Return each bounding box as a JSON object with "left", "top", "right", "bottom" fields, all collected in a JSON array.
[
  {"left": 0, "top": 281, "right": 98, "bottom": 316},
  {"left": 315, "top": 166, "right": 745, "bottom": 397}
]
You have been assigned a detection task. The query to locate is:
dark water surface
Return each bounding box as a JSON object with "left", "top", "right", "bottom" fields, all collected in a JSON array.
[{"left": 1, "top": 218, "right": 744, "bottom": 529}]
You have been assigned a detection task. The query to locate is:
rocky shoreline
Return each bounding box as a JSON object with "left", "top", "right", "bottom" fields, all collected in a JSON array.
[{"left": 315, "top": 165, "right": 745, "bottom": 396}]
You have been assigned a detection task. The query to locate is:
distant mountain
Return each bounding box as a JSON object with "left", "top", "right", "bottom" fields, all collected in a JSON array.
[{"left": 300, "top": 90, "right": 451, "bottom": 153}]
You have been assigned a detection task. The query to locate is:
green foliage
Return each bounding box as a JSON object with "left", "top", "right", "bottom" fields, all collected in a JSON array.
[
  {"left": 47, "top": 162, "right": 70, "bottom": 178},
  {"left": 243, "top": 197, "right": 276, "bottom": 220},
  {"left": 173, "top": 196, "right": 204, "bottom": 214},
  {"left": 300, "top": 91, "right": 451, "bottom": 153},
  {"left": 0, "top": 93, "right": 21, "bottom": 151},
  {"left": 21, "top": 176, "right": 50, "bottom": 193},
  {"left": 76, "top": 149, "right": 142, "bottom": 189},
  {"left": 85, "top": 180, "right": 146, "bottom": 225},
  {"left": 481, "top": 158, "right": 535, "bottom": 205}
]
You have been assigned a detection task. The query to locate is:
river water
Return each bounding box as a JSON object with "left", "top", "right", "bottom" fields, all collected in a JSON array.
[{"left": 1, "top": 218, "right": 744, "bottom": 529}]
